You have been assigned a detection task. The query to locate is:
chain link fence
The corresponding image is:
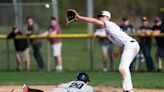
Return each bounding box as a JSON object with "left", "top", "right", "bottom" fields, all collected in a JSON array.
[{"left": 0, "top": 1, "right": 163, "bottom": 71}]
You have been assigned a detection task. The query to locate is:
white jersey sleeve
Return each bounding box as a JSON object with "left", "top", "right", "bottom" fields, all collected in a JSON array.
[
  {"left": 94, "top": 28, "right": 107, "bottom": 36},
  {"left": 103, "top": 21, "right": 134, "bottom": 47}
]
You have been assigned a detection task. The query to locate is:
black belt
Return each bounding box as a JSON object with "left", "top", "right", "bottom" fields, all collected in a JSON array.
[
  {"left": 130, "top": 40, "right": 135, "bottom": 42},
  {"left": 123, "top": 40, "right": 136, "bottom": 46}
]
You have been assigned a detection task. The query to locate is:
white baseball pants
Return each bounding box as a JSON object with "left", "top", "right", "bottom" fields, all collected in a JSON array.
[{"left": 119, "top": 40, "right": 140, "bottom": 91}]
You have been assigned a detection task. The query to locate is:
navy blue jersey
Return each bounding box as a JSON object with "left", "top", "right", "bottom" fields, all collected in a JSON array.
[
  {"left": 139, "top": 26, "right": 152, "bottom": 46},
  {"left": 120, "top": 24, "right": 136, "bottom": 34},
  {"left": 152, "top": 23, "right": 164, "bottom": 47}
]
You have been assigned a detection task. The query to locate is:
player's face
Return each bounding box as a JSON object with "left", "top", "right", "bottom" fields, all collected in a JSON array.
[
  {"left": 155, "top": 21, "right": 162, "bottom": 26},
  {"left": 27, "top": 18, "right": 33, "bottom": 25},
  {"left": 142, "top": 21, "right": 149, "bottom": 26},
  {"left": 14, "top": 28, "right": 19, "bottom": 33},
  {"left": 50, "top": 20, "right": 57, "bottom": 26},
  {"left": 123, "top": 20, "right": 129, "bottom": 25},
  {"left": 99, "top": 16, "right": 109, "bottom": 21}
]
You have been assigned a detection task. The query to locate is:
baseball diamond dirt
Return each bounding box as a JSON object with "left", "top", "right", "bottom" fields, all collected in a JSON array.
[{"left": 0, "top": 85, "right": 163, "bottom": 92}]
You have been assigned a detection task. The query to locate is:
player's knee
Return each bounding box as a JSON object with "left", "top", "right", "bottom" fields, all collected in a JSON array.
[
  {"left": 119, "top": 66, "right": 128, "bottom": 74},
  {"left": 119, "top": 67, "right": 124, "bottom": 74}
]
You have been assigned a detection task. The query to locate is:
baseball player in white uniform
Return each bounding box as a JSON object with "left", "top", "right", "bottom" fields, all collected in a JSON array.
[
  {"left": 18, "top": 73, "right": 100, "bottom": 92},
  {"left": 76, "top": 11, "right": 140, "bottom": 92}
]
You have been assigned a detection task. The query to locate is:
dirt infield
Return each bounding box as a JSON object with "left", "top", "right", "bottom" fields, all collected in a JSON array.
[{"left": 0, "top": 85, "right": 163, "bottom": 92}]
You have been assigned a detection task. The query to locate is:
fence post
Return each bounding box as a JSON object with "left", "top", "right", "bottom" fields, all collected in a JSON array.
[
  {"left": 87, "top": 0, "right": 94, "bottom": 70},
  {"left": 18, "top": 0, "right": 23, "bottom": 30},
  {"left": 13, "top": 0, "right": 19, "bottom": 27},
  {"left": 47, "top": 42, "right": 51, "bottom": 72},
  {"left": 52, "top": 0, "right": 59, "bottom": 22},
  {"left": 6, "top": 40, "right": 10, "bottom": 70},
  {"left": 89, "top": 37, "right": 94, "bottom": 71}
]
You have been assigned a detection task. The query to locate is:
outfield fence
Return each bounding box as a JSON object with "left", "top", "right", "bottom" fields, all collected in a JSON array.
[{"left": 0, "top": 34, "right": 164, "bottom": 71}]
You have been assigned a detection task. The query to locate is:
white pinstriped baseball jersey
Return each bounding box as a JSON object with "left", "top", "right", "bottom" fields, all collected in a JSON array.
[
  {"left": 103, "top": 21, "right": 134, "bottom": 47},
  {"left": 49, "top": 81, "right": 93, "bottom": 92}
]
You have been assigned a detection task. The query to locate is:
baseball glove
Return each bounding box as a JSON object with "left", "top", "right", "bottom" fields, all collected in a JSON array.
[{"left": 66, "top": 9, "right": 78, "bottom": 24}]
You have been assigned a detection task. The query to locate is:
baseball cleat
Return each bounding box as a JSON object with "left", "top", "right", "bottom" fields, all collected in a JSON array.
[
  {"left": 56, "top": 65, "right": 63, "bottom": 72},
  {"left": 21, "top": 84, "right": 29, "bottom": 92},
  {"left": 102, "top": 68, "right": 108, "bottom": 72}
]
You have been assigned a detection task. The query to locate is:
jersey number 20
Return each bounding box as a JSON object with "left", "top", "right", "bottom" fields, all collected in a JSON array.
[{"left": 69, "top": 83, "right": 84, "bottom": 89}]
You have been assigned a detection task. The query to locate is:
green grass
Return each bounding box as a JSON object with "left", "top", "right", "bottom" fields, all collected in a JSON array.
[{"left": 0, "top": 71, "right": 164, "bottom": 89}]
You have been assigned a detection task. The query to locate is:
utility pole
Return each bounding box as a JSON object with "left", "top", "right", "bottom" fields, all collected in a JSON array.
[
  {"left": 87, "top": 0, "right": 94, "bottom": 70},
  {"left": 13, "top": 0, "right": 23, "bottom": 30},
  {"left": 18, "top": 0, "right": 23, "bottom": 30},
  {"left": 52, "top": 0, "right": 59, "bottom": 22},
  {"left": 13, "top": 0, "right": 19, "bottom": 27}
]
